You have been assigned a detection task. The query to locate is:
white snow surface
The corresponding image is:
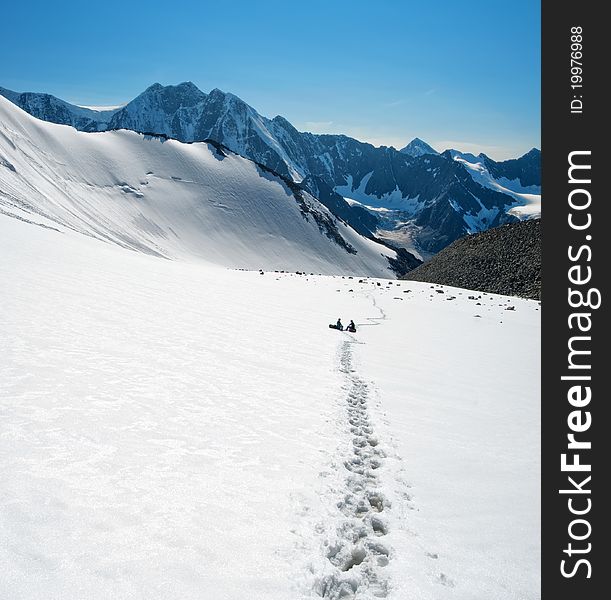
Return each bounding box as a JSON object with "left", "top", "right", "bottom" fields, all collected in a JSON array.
[
  {"left": 76, "top": 104, "right": 126, "bottom": 112},
  {"left": 0, "top": 96, "right": 395, "bottom": 278},
  {"left": 1, "top": 212, "right": 541, "bottom": 599},
  {"left": 335, "top": 174, "right": 420, "bottom": 212},
  {"left": 451, "top": 154, "right": 541, "bottom": 219}
]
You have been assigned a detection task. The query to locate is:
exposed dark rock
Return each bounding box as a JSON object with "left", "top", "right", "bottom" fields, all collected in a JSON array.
[
  {"left": 375, "top": 239, "right": 422, "bottom": 277},
  {"left": 301, "top": 175, "right": 379, "bottom": 238},
  {"left": 482, "top": 149, "right": 541, "bottom": 188},
  {"left": 0, "top": 85, "right": 119, "bottom": 131},
  {"left": 402, "top": 219, "right": 541, "bottom": 300}
]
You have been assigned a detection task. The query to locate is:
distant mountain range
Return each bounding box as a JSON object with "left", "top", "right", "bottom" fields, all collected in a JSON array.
[
  {"left": 0, "top": 94, "right": 414, "bottom": 277},
  {"left": 0, "top": 83, "right": 541, "bottom": 255}
]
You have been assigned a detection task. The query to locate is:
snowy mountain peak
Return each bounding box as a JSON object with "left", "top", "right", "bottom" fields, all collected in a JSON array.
[
  {"left": 399, "top": 137, "right": 438, "bottom": 157},
  {"left": 0, "top": 94, "right": 402, "bottom": 277},
  {"left": 176, "top": 81, "right": 200, "bottom": 91},
  {"left": 222, "top": 90, "right": 249, "bottom": 109},
  {"left": 208, "top": 87, "right": 235, "bottom": 103},
  {"left": 445, "top": 149, "right": 484, "bottom": 163},
  {"left": 0, "top": 85, "right": 119, "bottom": 132},
  {"left": 482, "top": 147, "right": 541, "bottom": 189},
  {"left": 0, "top": 85, "right": 19, "bottom": 103},
  {"left": 272, "top": 115, "right": 293, "bottom": 127},
  {"left": 0, "top": 81, "right": 542, "bottom": 254},
  {"left": 522, "top": 148, "right": 541, "bottom": 159},
  {"left": 133, "top": 82, "right": 207, "bottom": 107}
]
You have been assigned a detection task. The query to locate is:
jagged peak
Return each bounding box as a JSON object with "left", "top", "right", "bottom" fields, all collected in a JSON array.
[
  {"left": 221, "top": 90, "right": 248, "bottom": 105},
  {"left": 400, "top": 137, "right": 438, "bottom": 156},
  {"left": 522, "top": 147, "right": 541, "bottom": 158},
  {"left": 491, "top": 148, "right": 541, "bottom": 165},
  {"left": 0, "top": 85, "right": 20, "bottom": 102},
  {"left": 0, "top": 85, "right": 61, "bottom": 102},
  {"left": 272, "top": 115, "right": 298, "bottom": 132},
  {"left": 140, "top": 82, "right": 205, "bottom": 97},
  {"left": 208, "top": 87, "right": 227, "bottom": 98},
  {"left": 175, "top": 81, "right": 200, "bottom": 90},
  {"left": 208, "top": 88, "right": 244, "bottom": 106},
  {"left": 144, "top": 83, "right": 164, "bottom": 93},
  {"left": 215, "top": 90, "right": 254, "bottom": 115}
]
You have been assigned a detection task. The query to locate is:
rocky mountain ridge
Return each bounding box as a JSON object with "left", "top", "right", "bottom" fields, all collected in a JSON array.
[{"left": 1, "top": 82, "right": 541, "bottom": 254}]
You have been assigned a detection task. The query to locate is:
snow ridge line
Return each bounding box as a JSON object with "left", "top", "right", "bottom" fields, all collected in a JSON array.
[{"left": 313, "top": 340, "right": 392, "bottom": 599}]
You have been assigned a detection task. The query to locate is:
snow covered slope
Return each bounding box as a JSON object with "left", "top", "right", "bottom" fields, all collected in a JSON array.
[
  {"left": 2, "top": 83, "right": 543, "bottom": 254},
  {"left": 0, "top": 96, "right": 397, "bottom": 277},
  {"left": 108, "top": 83, "right": 309, "bottom": 182},
  {"left": 1, "top": 212, "right": 540, "bottom": 600},
  {"left": 449, "top": 150, "right": 541, "bottom": 219}
]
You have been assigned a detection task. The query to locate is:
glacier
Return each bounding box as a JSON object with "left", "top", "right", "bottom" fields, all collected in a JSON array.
[{"left": 0, "top": 92, "right": 540, "bottom": 600}]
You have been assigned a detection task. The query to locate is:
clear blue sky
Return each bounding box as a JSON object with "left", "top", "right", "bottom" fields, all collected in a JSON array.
[{"left": 2, "top": 0, "right": 540, "bottom": 160}]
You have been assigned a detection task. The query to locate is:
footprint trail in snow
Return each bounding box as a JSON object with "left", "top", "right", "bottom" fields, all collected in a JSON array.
[{"left": 313, "top": 339, "right": 392, "bottom": 599}]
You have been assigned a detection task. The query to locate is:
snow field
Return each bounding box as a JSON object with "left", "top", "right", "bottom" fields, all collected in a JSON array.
[
  {"left": 356, "top": 285, "right": 541, "bottom": 599},
  {"left": 1, "top": 216, "right": 540, "bottom": 599},
  {"left": 0, "top": 218, "right": 366, "bottom": 599}
]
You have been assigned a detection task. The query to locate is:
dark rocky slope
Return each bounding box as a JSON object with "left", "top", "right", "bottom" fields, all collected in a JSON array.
[{"left": 402, "top": 219, "right": 541, "bottom": 299}]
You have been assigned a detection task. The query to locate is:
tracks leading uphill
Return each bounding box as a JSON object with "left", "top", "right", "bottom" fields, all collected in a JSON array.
[{"left": 313, "top": 340, "right": 392, "bottom": 599}]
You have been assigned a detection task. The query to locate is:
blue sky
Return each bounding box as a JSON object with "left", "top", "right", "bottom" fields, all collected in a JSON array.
[{"left": 2, "top": 0, "right": 540, "bottom": 159}]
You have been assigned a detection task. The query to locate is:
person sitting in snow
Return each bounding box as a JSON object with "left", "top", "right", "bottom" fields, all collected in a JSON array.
[
  {"left": 335, "top": 318, "right": 344, "bottom": 331},
  {"left": 346, "top": 320, "right": 357, "bottom": 333}
]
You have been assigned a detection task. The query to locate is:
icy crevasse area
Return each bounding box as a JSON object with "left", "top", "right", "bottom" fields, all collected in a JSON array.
[{"left": 1, "top": 215, "right": 540, "bottom": 600}]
